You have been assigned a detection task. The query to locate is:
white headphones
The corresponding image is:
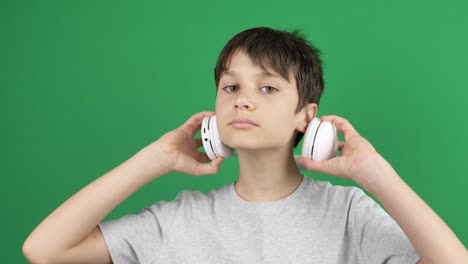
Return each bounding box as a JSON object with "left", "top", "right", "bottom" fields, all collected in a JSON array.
[{"left": 201, "top": 115, "right": 339, "bottom": 163}]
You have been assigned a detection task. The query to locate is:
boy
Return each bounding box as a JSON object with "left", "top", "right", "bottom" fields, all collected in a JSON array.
[{"left": 23, "top": 27, "right": 467, "bottom": 263}]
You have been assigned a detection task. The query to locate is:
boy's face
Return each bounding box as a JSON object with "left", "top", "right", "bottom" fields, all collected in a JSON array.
[{"left": 215, "top": 50, "right": 310, "bottom": 150}]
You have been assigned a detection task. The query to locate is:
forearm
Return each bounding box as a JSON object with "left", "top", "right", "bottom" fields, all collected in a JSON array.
[
  {"left": 24, "top": 146, "right": 168, "bottom": 258},
  {"left": 359, "top": 155, "right": 468, "bottom": 263}
]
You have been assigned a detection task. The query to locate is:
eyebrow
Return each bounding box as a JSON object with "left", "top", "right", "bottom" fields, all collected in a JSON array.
[{"left": 221, "top": 70, "right": 291, "bottom": 84}]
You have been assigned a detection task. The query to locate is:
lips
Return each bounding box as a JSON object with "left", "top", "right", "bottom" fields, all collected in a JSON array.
[{"left": 228, "top": 118, "right": 258, "bottom": 126}]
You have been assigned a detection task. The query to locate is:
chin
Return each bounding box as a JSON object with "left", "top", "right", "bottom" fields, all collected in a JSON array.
[
  {"left": 222, "top": 136, "right": 262, "bottom": 149},
  {"left": 228, "top": 138, "right": 286, "bottom": 151}
]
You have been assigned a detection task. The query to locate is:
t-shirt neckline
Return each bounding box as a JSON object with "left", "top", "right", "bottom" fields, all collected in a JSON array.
[{"left": 227, "top": 175, "right": 309, "bottom": 208}]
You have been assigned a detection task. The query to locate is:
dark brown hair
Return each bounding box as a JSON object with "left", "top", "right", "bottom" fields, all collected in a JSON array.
[{"left": 214, "top": 27, "right": 325, "bottom": 148}]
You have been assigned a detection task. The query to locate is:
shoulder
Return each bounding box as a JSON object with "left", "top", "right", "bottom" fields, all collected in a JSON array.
[
  {"left": 145, "top": 183, "right": 230, "bottom": 217},
  {"left": 306, "top": 177, "right": 367, "bottom": 203},
  {"left": 175, "top": 183, "right": 229, "bottom": 204},
  {"left": 302, "top": 177, "right": 380, "bottom": 217}
]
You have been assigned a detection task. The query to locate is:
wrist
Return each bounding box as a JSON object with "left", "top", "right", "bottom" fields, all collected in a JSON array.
[
  {"left": 352, "top": 154, "right": 399, "bottom": 195},
  {"left": 132, "top": 145, "right": 172, "bottom": 184}
]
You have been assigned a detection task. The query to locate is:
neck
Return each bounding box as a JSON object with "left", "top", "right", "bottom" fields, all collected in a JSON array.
[{"left": 234, "top": 147, "right": 303, "bottom": 202}]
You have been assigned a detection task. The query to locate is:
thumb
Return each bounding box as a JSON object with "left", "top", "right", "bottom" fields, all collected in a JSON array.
[
  {"left": 211, "top": 157, "right": 225, "bottom": 171},
  {"left": 193, "top": 157, "right": 224, "bottom": 176},
  {"left": 297, "top": 157, "right": 333, "bottom": 175}
]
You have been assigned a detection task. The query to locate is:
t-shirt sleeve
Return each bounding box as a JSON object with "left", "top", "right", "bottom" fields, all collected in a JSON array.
[
  {"left": 97, "top": 198, "right": 181, "bottom": 264},
  {"left": 349, "top": 188, "right": 421, "bottom": 264}
]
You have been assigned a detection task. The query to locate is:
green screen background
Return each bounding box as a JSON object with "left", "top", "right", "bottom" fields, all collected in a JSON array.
[{"left": 2, "top": 1, "right": 467, "bottom": 262}]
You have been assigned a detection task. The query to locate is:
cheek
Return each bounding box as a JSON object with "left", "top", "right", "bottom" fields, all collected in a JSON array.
[
  {"left": 215, "top": 99, "right": 228, "bottom": 131},
  {"left": 215, "top": 99, "right": 226, "bottom": 112},
  {"left": 266, "top": 112, "right": 298, "bottom": 137}
]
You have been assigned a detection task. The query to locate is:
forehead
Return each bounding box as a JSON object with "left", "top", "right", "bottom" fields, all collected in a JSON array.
[{"left": 220, "top": 51, "right": 293, "bottom": 83}]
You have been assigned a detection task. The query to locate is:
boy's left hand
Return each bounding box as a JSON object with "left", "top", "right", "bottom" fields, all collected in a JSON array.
[{"left": 297, "top": 115, "right": 385, "bottom": 189}]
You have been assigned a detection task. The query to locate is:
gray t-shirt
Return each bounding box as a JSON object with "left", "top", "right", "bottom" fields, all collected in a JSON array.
[{"left": 98, "top": 175, "right": 420, "bottom": 263}]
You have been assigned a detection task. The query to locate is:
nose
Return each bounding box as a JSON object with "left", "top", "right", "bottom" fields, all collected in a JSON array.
[{"left": 234, "top": 96, "right": 255, "bottom": 110}]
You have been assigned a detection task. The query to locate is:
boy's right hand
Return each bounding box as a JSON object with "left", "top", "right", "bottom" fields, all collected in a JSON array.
[{"left": 142, "top": 111, "right": 224, "bottom": 178}]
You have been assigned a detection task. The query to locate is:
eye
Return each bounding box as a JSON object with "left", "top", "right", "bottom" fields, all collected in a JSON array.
[
  {"left": 222, "top": 85, "right": 238, "bottom": 93},
  {"left": 260, "top": 86, "right": 278, "bottom": 94}
]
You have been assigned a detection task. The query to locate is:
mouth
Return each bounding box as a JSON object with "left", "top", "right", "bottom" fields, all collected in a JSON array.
[{"left": 228, "top": 118, "right": 258, "bottom": 129}]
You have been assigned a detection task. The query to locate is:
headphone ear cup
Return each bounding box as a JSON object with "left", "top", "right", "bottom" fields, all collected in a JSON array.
[
  {"left": 201, "top": 116, "right": 217, "bottom": 160},
  {"left": 301, "top": 118, "right": 321, "bottom": 159},
  {"left": 201, "top": 116, "right": 233, "bottom": 160},
  {"left": 210, "top": 116, "right": 234, "bottom": 158},
  {"left": 301, "top": 117, "right": 339, "bottom": 160}
]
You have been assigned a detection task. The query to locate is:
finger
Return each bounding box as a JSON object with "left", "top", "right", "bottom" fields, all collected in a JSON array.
[
  {"left": 319, "top": 115, "right": 359, "bottom": 142},
  {"left": 297, "top": 157, "right": 333, "bottom": 175},
  {"left": 193, "top": 157, "right": 224, "bottom": 176},
  {"left": 180, "top": 111, "right": 215, "bottom": 136}
]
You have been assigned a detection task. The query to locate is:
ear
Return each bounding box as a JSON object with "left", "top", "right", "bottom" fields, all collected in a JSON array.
[{"left": 295, "top": 103, "right": 318, "bottom": 133}]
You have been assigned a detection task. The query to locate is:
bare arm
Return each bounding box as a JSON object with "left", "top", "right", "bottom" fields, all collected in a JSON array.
[
  {"left": 23, "top": 147, "right": 164, "bottom": 264},
  {"left": 298, "top": 115, "right": 468, "bottom": 264},
  {"left": 361, "top": 155, "right": 467, "bottom": 264},
  {"left": 22, "top": 111, "right": 224, "bottom": 264}
]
